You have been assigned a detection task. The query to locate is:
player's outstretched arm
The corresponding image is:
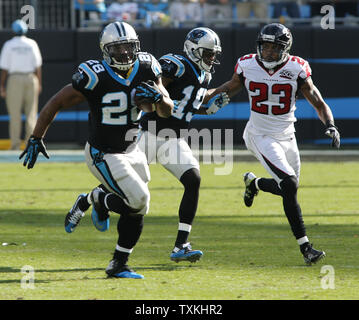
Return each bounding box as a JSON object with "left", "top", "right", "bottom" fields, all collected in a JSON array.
[
  {"left": 196, "top": 92, "right": 230, "bottom": 115},
  {"left": 19, "top": 84, "right": 86, "bottom": 169},
  {"left": 196, "top": 72, "right": 244, "bottom": 115},
  {"left": 301, "top": 77, "right": 340, "bottom": 148}
]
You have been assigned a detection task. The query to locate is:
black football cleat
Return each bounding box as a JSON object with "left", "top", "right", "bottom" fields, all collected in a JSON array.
[
  {"left": 105, "top": 259, "right": 144, "bottom": 279},
  {"left": 65, "top": 193, "right": 88, "bottom": 233},
  {"left": 301, "top": 243, "right": 326, "bottom": 265},
  {"left": 90, "top": 187, "right": 110, "bottom": 232},
  {"left": 243, "top": 172, "right": 259, "bottom": 207},
  {"left": 170, "top": 242, "right": 203, "bottom": 263}
]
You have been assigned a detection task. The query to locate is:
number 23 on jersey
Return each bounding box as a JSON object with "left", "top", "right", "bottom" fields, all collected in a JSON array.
[{"left": 249, "top": 81, "right": 293, "bottom": 115}]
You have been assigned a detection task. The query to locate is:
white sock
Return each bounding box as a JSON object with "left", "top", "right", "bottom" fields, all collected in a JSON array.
[
  {"left": 254, "top": 178, "right": 260, "bottom": 191},
  {"left": 115, "top": 244, "right": 133, "bottom": 254},
  {"left": 297, "top": 236, "right": 309, "bottom": 246},
  {"left": 87, "top": 193, "right": 92, "bottom": 205},
  {"left": 178, "top": 223, "right": 192, "bottom": 233},
  {"left": 104, "top": 193, "right": 110, "bottom": 210}
]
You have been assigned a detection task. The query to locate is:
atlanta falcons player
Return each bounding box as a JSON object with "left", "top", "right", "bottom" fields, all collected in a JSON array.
[{"left": 211, "top": 23, "right": 340, "bottom": 265}]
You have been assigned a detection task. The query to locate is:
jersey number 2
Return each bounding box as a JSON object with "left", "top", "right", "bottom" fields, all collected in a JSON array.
[
  {"left": 102, "top": 91, "right": 140, "bottom": 125},
  {"left": 249, "top": 82, "right": 292, "bottom": 115}
]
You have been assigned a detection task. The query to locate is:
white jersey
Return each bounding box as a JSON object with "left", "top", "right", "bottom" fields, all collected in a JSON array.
[
  {"left": 235, "top": 53, "right": 311, "bottom": 138},
  {"left": 0, "top": 36, "right": 42, "bottom": 73}
]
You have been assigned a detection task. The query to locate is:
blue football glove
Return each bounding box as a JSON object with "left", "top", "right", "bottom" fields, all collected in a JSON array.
[
  {"left": 206, "top": 92, "right": 230, "bottom": 115},
  {"left": 19, "top": 135, "right": 49, "bottom": 169},
  {"left": 325, "top": 124, "right": 340, "bottom": 149},
  {"left": 135, "top": 80, "right": 163, "bottom": 104}
]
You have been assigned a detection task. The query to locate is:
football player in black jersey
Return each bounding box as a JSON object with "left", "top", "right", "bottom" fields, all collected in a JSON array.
[
  {"left": 19, "top": 22, "right": 173, "bottom": 279},
  {"left": 137, "top": 27, "right": 229, "bottom": 263}
]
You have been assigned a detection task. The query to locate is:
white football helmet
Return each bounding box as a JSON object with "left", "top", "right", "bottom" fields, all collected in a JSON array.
[
  {"left": 183, "top": 27, "right": 221, "bottom": 73},
  {"left": 100, "top": 22, "right": 140, "bottom": 71}
]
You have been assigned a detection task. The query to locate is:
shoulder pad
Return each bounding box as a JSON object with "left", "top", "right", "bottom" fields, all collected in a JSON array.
[
  {"left": 235, "top": 54, "right": 255, "bottom": 74},
  {"left": 75, "top": 61, "right": 105, "bottom": 90},
  {"left": 159, "top": 54, "right": 185, "bottom": 78},
  {"left": 137, "top": 52, "right": 162, "bottom": 77},
  {"left": 239, "top": 54, "right": 255, "bottom": 62},
  {"left": 289, "top": 56, "right": 312, "bottom": 79}
]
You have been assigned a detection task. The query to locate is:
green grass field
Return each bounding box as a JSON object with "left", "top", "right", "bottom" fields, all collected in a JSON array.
[{"left": 1, "top": 161, "right": 359, "bottom": 300}]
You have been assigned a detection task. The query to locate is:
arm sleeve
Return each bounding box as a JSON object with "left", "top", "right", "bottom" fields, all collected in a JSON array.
[
  {"left": 234, "top": 59, "right": 243, "bottom": 76},
  {"left": 150, "top": 54, "right": 162, "bottom": 79},
  {"left": 298, "top": 59, "right": 312, "bottom": 80},
  {"left": 71, "top": 64, "right": 92, "bottom": 97},
  {"left": 159, "top": 56, "right": 183, "bottom": 80},
  {"left": 32, "top": 41, "right": 42, "bottom": 68}
]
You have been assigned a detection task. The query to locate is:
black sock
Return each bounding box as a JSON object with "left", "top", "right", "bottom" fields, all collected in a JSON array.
[
  {"left": 175, "top": 169, "right": 201, "bottom": 248},
  {"left": 113, "top": 251, "right": 130, "bottom": 266},
  {"left": 300, "top": 242, "right": 310, "bottom": 254},
  {"left": 175, "top": 231, "right": 190, "bottom": 248},
  {"left": 257, "top": 178, "right": 282, "bottom": 196},
  {"left": 283, "top": 200, "right": 306, "bottom": 239},
  {"left": 104, "top": 193, "right": 139, "bottom": 215},
  {"left": 115, "top": 214, "right": 144, "bottom": 263},
  {"left": 280, "top": 177, "right": 306, "bottom": 239},
  {"left": 78, "top": 194, "right": 90, "bottom": 211}
]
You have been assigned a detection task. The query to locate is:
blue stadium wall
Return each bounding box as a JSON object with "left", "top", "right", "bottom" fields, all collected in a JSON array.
[{"left": 0, "top": 26, "right": 358, "bottom": 146}]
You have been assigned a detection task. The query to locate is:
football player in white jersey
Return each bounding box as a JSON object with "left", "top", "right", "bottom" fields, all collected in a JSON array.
[{"left": 210, "top": 23, "right": 340, "bottom": 265}]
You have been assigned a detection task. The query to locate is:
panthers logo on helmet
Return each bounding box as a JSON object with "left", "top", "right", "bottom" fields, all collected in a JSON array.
[{"left": 188, "top": 29, "right": 206, "bottom": 44}]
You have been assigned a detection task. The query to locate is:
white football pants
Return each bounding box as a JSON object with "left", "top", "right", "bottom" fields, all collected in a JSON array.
[
  {"left": 243, "top": 127, "right": 301, "bottom": 184},
  {"left": 136, "top": 130, "right": 200, "bottom": 180},
  {"left": 85, "top": 142, "right": 151, "bottom": 215}
]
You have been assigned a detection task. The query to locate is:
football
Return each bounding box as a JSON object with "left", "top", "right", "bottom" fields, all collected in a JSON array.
[{"left": 137, "top": 101, "right": 155, "bottom": 113}]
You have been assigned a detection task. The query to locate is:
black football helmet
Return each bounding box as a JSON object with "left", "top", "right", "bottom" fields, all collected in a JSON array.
[{"left": 256, "top": 23, "right": 292, "bottom": 69}]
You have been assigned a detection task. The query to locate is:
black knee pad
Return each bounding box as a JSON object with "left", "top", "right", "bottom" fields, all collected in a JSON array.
[
  {"left": 280, "top": 176, "right": 298, "bottom": 196},
  {"left": 180, "top": 168, "right": 201, "bottom": 190}
]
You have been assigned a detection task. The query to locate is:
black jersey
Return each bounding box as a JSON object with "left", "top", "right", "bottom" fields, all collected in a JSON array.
[
  {"left": 72, "top": 53, "right": 161, "bottom": 153},
  {"left": 140, "top": 54, "right": 212, "bottom": 136}
]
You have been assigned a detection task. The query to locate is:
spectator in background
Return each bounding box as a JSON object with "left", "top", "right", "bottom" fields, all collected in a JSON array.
[
  {"left": 169, "top": 0, "right": 202, "bottom": 27},
  {"left": 236, "top": 0, "right": 268, "bottom": 24},
  {"left": 75, "top": 0, "right": 107, "bottom": 27},
  {"left": 140, "top": 0, "right": 170, "bottom": 27},
  {"left": 272, "top": 0, "right": 301, "bottom": 19},
  {"left": 0, "top": 20, "right": 42, "bottom": 150},
  {"left": 200, "top": 0, "right": 232, "bottom": 26},
  {"left": 107, "top": 0, "right": 139, "bottom": 22}
]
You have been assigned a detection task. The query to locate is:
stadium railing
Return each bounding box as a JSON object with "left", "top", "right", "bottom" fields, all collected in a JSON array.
[{"left": 0, "top": 0, "right": 358, "bottom": 31}]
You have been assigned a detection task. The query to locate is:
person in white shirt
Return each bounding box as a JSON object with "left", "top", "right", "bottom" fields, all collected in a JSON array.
[
  {"left": 0, "top": 19, "right": 42, "bottom": 150},
  {"left": 209, "top": 23, "right": 340, "bottom": 265}
]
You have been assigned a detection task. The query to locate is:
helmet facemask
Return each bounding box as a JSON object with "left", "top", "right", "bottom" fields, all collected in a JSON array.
[
  {"left": 257, "top": 40, "right": 289, "bottom": 69},
  {"left": 256, "top": 24, "right": 292, "bottom": 69},
  {"left": 100, "top": 22, "right": 141, "bottom": 72},
  {"left": 184, "top": 27, "right": 222, "bottom": 73},
  {"left": 191, "top": 47, "right": 221, "bottom": 73},
  {"left": 103, "top": 40, "right": 140, "bottom": 71}
]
